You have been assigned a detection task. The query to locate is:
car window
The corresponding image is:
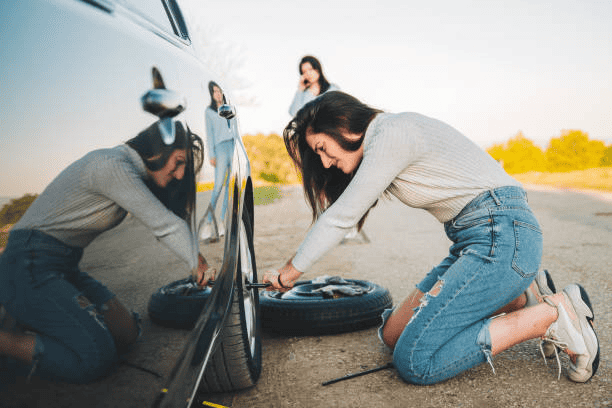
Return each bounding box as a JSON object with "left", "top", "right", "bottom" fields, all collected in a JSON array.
[{"left": 119, "top": 0, "right": 175, "bottom": 35}]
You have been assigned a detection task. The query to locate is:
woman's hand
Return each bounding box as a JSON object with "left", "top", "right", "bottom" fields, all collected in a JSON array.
[
  {"left": 262, "top": 260, "right": 303, "bottom": 292},
  {"left": 196, "top": 253, "right": 216, "bottom": 288},
  {"left": 298, "top": 75, "right": 309, "bottom": 91},
  {"left": 209, "top": 158, "right": 216, "bottom": 167}
]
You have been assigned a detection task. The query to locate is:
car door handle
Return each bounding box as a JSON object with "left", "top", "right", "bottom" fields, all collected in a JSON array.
[
  {"left": 141, "top": 88, "right": 185, "bottom": 119},
  {"left": 141, "top": 88, "right": 186, "bottom": 145}
]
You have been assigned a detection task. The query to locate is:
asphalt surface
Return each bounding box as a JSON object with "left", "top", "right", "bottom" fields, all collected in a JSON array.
[{"left": 1, "top": 185, "right": 611, "bottom": 407}]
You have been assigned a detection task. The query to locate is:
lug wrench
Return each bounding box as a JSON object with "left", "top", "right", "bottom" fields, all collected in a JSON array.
[{"left": 322, "top": 363, "right": 394, "bottom": 386}]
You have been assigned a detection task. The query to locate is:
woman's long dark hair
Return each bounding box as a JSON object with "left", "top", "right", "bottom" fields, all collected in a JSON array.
[
  {"left": 126, "top": 120, "right": 204, "bottom": 225},
  {"left": 208, "top": 81, "right": 226, "bottom": 111},
  {"left": 284, "top": 91, "right": 381, "bottom": 230},
  {"left": 299, "top": 55, "right": 331, "bottom": 94}
]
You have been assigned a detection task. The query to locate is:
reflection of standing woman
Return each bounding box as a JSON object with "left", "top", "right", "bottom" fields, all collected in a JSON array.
[
  {"left": 202, "top": 81, "right": 238, "bottom": 239},
  {"left": 289, "top": 55, "right": 339, "bottom": 116}
]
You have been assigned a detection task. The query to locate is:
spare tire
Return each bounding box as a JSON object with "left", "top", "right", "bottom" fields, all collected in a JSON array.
[
  {"left": 260, "top": 279, "right": 393, "bottom": 335},
  {"left": 148, "top": 278, "right": 211, "bottom": 329}
]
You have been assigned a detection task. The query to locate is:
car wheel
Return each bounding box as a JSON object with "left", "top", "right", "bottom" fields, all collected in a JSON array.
[
  {"left": 260, "top": 279, "right": 393, "bottom": 336},
  {"left": 198, "top": 210, "right": 262, "bottom": 392}
]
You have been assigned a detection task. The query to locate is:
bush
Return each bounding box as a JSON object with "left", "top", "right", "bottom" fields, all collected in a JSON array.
[
  {"left": 0, "top": 194, "right": 38, "bottom": 228},
  {"left": 242, "top": 133, "right": 300, "bottom": 185},
  {"left": 0, "top": 194, "right": 38, "bottom": 249},
  {"left": 487, "top": 129, "right": 610, "bottom": 174}
]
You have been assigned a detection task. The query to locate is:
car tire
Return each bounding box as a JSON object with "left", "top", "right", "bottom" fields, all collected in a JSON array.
[
  {"left": 198, "top": 210, "right": 262, "bottom": 392},
  {"left": 148, "top": 278, "right": 211, "bottom": 330},
  {"left": 259, "top": 279, "right": 393, "bottom": 336}
]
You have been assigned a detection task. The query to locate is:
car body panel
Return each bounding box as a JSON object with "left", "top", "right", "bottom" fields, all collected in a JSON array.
[{"left": 1, "top": 0, "right": 254, "bottom": 405}]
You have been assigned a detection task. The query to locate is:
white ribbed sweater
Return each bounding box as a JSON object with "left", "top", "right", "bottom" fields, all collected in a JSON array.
[
  {"left": 292, "top": 112, "right": 520, "bottom": 272},
  {"left": 14, "top": 145, "right": 198, "bottom": 270}
]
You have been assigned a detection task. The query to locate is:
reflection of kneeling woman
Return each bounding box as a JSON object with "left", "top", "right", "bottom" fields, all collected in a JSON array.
[
  {"left": 0, "top": 122, "right": 212, "bottom": 384},
  {"left": 202, "top": 81, "right": 238, "bottom": 239}
]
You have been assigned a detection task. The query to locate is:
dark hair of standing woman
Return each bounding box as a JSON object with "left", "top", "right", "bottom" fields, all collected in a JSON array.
[
  {"left": 299, "top": 55, "right": 331, "bottom": 94},
  {"left": 208, "top": 81, "right": 226, "bottom": 110},
  {"left": 126, "top": 121, "right": 204, "bottom": 224},
  {"left": 283, "top": 91, "right": 382, "bottom": 230}
]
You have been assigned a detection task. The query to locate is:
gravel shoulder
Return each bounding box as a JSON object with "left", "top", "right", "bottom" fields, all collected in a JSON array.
[{"left": 1, "top": 185, "right": 610, "bottom": 407}]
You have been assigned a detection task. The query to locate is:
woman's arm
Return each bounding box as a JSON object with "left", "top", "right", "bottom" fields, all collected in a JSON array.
[
  {"left": 91, "top": 156, "right": 199, "bottom": 271},
  {"left": 289, "top": 89, "right": 308, "bottom": 116},
  {"left": 205, "top": 108, "right": 217, "bottom": 162},
  {"left": 292, "top": 117, "right": 416, "bottom": 273}
]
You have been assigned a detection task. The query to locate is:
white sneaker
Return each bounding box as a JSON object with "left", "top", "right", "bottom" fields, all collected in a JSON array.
[
  {"left": 218, "top": 223, "right": 225, "bottom": 237},
  {"left": 524, "top": 270, "right": 557, "bottom": 358},
  {"left": 200, "top": 224, "right": 213, "bottom": 241},
  {"left": 542, "top": 284, "right": 599, "bottom": 382}
]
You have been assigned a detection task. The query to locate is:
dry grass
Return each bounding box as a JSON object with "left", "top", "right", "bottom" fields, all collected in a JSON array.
[{"left": 512, "top": 167, "right": 612, "bottom": 192}]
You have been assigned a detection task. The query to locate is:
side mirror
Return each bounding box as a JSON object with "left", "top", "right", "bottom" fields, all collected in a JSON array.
[{"left": 217, "top": 104, "right": 235, "bottom": 119}]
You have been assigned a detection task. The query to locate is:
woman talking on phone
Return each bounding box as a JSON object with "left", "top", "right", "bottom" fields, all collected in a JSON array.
[{"left": 289, "top": 55, "right": 340, "bottom": 116}]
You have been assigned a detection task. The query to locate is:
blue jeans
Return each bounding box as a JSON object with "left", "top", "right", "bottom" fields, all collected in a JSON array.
[
  {"left": 209, "top": 139, "right": 234, "bottom": 223},
  {"left": 0, "top": 230, "right": 118, "bottom": 384},
  {"left": 383, "top": 186, "right": 543, "bottom": 385}
]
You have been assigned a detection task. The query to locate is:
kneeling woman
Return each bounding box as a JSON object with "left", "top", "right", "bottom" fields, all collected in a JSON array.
[
  {"left": 262, "top": 91, "right": 599, "bottom": 384},
  {"left": 0, "top": 121, "right": 212, "bottom": 384}
]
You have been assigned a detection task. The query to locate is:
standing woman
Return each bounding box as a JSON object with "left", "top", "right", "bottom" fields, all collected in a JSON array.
[
  {"left": 201, "top": 81, "right": 239, "bottom": 239},
  {"left": 263, "top": 91, "right": 599, "bottom": 385},
  {"left": 289, "top": 56, "right": 364, "bottom": 242},
  {"left": 0, "top": 120, "right": 213, "bottom": 384},
  {"left": 288, "top": 55, "right": 340, "bottom": 117}
]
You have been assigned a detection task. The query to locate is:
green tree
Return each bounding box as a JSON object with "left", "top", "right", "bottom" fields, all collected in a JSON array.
[
  {"left": 0, "top": 194, "right": 38, "bottom": 228},
  {"left": 545, "top": 130, "right": 606, "bottom": 171},
  {"left": 486, "top": 132, "right": 545, "bottom": 174}
]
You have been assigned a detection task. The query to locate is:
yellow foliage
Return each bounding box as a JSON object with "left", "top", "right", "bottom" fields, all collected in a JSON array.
[
  {"left": 241, "top": 133, "right": 301, "bottom": 185},
  {"left": 546, "top": 130, "right": 606, "bottom": 171},
  {"left": 487, "top": 130, "right": 610, "bottom": 175},
  {"left": 486, "top": 132, "right": 545, "bottom": 174}
]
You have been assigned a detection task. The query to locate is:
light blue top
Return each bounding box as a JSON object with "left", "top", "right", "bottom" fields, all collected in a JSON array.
[
  {"left": 205, "top": 106, "right": 239, "bottom": 160},
  {"left": 291, "top": 112, "right": 521, "bottom": 272},
  {"left": 14, "top": 145, "right": 199, "bottom": 271},
  {"left": 288, "top": 84, "right": 340, "bottom": 116}
]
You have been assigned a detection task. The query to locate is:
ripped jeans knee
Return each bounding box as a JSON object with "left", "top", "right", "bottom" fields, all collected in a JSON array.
[{"left": 378, "top": 281, "right": 444, "bottom": 349}]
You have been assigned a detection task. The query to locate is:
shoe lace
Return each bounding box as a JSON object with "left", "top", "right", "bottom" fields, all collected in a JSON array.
[
  {"left": 539, "top": 338, "right": 563, "bottom": 380},
  {"left": 540, "top": 295, "right": 570, "bottom": 380}
]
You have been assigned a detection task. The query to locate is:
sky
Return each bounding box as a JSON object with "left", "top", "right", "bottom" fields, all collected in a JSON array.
[{"left": 182, "top": 0, "right": 611, "bottom": 149}]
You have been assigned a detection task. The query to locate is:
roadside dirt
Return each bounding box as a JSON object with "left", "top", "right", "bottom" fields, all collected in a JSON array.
[
  {"left": 1, "top": 185, "right": 610, "bottom": 407},
  {"left": 202, "top": 186, "right": 612, "bottom": 408}
]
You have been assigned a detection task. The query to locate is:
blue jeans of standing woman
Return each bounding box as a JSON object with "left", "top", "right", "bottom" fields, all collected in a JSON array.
[
  {"left": 381, "top": 186, "right": 543, "bottom": 385},
  {"left": 208, "top": 139, "right": 234, "bottom": 224},
  {"left": 0, "top": 229, "right": 119, "bottom": 384}
]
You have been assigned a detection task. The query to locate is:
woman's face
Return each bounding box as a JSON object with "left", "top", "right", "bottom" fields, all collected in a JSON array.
[
  {"left": 212, "top": 86, "right": 224, "bottom": 106},
  {"left": 305, "top": 128, "right": 363, "bottom": 174},
  {"left": 300, "top": 62, "right": 320, "bottom": 85},
  {"left": 149, "top": 149, "right": 187, "bottom": 188}
]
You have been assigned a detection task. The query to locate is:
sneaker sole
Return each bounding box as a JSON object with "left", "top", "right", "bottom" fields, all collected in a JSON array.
[
  {"left": 542, "top": 269, "right": 556, "bottom": 293},
  {"left": 567, "top": 284, "right": 600, "bottom": 382}
]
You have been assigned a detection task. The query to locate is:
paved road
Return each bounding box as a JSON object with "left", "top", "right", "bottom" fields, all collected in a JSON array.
[{"left": 1, "top": 186, "right": 611, "bottom": 407}]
